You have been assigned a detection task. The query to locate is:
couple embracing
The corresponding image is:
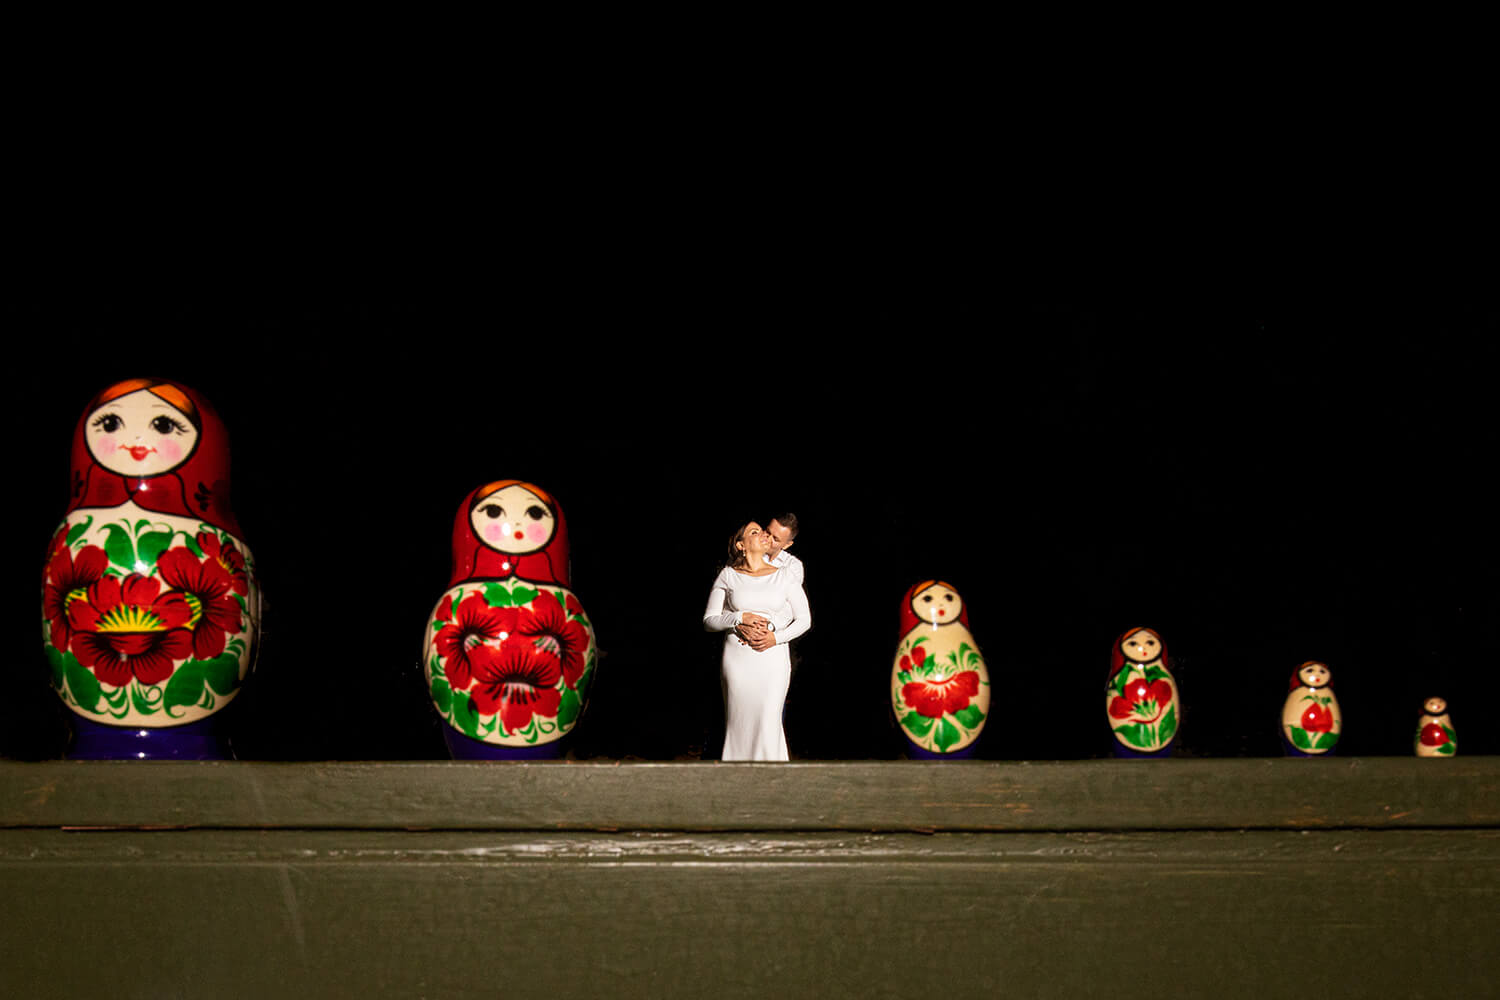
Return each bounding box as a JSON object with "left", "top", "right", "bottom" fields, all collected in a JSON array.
[{"left": 701, "top": 514, "right": 810, "bottom": 761}]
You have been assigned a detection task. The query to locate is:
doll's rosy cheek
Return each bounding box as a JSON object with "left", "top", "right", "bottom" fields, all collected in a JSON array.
[
  {"left": 527, "top": 522, "right": 549, "bottom": 542},
  {"left": 96, "top": 434, "right": 118, "bottom": 454},
  {"left": 158, "top": 441, "right": 183, "bottom": 462},
  {"left": 483, "top": 524, "right": 506, "bottom": 543}
]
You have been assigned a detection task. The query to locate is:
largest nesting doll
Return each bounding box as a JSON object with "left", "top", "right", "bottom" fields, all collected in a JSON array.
[
  {"left": 41, "top": 379, "right": 261, "bottom": 759},
  {"left": 422, "top": 480, "right": 597, "bottom": 759},
  {"left": 890, "top": 580, "right": 989, "bottom": 758}
]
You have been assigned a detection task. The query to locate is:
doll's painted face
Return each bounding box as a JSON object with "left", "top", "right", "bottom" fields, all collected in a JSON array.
[
  {"left": 912, "top": 583, "right": 962, "bottom": 626},
  {"left": 1298, "top": 662, "right": 1331, "bottom": 688},
  {"left": 1424, "top": 697, "right": 1448, "bottom": 715},
  {"left": 470, "top": 483, "right": 556, "bottom": 554},
  {"left": 1119, "top": 629, "right": 1162, "bottom": 665},
  {"left": 85, "top": 389, "right": 200, "bottom": 478}
]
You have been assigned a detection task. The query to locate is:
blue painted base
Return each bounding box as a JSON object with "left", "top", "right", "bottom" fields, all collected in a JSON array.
[
  {"left": 1281, "top": 735, "right": 1338, "bottom": 757},
  {"left": 67, "top": 716, "right": 233, "bottom": 760},
  {"left": 1110, "top": 740, "right": 1177, "bottom": 759},
  {"left": 904, "top": 732, "right": 983, "bottom": 760},
  {"left": 442, "top": 726, "right": 569, "bottom": 760}
]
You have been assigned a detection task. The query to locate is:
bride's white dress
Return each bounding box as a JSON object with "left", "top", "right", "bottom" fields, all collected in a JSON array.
[{"left": 702, "top": 565, "right": 811, "bottom": 761}]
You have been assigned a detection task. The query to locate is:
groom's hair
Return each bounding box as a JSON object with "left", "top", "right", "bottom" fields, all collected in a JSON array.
[{"left": 770, "top": 512, "right": 799, "bottom": 538}]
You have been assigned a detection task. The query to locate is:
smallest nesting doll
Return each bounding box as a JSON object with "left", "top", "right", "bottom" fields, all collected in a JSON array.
[
  {"left": 421, "top": 480, "right": 597, "bottom": 759},
  {"left": 1281, "top": 661, "right": 1341, "bottom": 756},
  {"left": 1415, "top": 697, "right": 1456, "bottom": 757},
  {"left": 1105, "top": 627, "right": 1179, "bottom": 757},
  {"left": 890, "top": 581, "right": 989, "bottom": 757}
]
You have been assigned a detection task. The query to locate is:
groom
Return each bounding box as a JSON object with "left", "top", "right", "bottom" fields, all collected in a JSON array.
[{"left": 735, "top": 512, "right": 804, "bottom": 651}]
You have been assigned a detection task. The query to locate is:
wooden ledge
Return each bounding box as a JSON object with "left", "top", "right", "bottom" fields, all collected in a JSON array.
[{"left": 3, "top": 758, "right": 1496, "bottom": 832}]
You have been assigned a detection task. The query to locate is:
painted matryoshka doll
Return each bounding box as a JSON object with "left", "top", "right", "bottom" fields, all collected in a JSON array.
[
  {"left": 890, "top": 580, "right": 989, "bottom": 758},
  {"left": 422, "top": 480, "right": 597, "bottom": 759},
  {"left": 1104, "top": 626, "right": 1180, "bottom": 757},
  {"left": 1415, "top": 697, "right": 1456, "bottom": 757},
  {"left": 41, "top": 379, "right": 261, "bottom": 759},
  {"left": 1280, "top": 660, "right": 1341, "bottom": 756}
]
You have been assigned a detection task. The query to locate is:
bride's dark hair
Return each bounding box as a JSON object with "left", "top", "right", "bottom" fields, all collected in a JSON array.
[{"left": 725, "top": 522, "right": 754, "bottom": 571}]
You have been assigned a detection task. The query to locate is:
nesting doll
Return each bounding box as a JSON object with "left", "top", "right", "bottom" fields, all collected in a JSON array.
[
  {"left": 1280, "top": 661, "right": 1341, "bottom": 756},
  {"left": 1415, "top": 697, "right": 1456, "bottom": 757},
  {"left": 41, "top": 379, "right": 261, "bottom": 759},
  {"left": 890, "top": 581, "right": 989, "bottom": 757},
  {"left": 1104, "top": 626, "right": 1179, "bottom": 756},
  {"left": 422, "top": 480, "right": 597, "bottom": 759}
]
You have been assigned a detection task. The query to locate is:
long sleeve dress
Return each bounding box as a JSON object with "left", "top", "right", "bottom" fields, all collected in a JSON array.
[{"left": 702, "top": 565, "right": 812, "bottom": 761}]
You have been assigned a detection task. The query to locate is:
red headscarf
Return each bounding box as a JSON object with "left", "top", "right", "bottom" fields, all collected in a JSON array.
[
  {"left": 897, "top": 579, "right": 972, "bottom": 636},
  {"left": 448, "top": 479, "right": 571, "bottom": 588},
  {"left": 1108, "top": 626, "right": 1167, "bottom": 680},
  {"left": 66, "top": 378, "right": 243, "bottom": 538}
]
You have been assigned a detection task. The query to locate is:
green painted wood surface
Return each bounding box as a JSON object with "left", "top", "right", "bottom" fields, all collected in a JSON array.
[
  {"left": 4, "top": 758, "right": 1498, "bottom": 831},
  {"left": 2, "top": 760, "right": 1497, "bottom": 998}
]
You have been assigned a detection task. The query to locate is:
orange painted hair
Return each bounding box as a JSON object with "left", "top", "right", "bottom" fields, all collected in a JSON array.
[{"left": 90, "top": 378, "right": 199, "bottom": 428}]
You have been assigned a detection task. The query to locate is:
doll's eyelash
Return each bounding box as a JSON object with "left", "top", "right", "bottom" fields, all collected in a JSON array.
[{"left": 151, "top": 415, "right": 189, "bottom": 434}]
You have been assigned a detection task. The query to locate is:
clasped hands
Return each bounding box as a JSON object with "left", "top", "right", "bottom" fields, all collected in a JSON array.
[{"left": 734, "top": 612, "right": 777, "bottom": 651}]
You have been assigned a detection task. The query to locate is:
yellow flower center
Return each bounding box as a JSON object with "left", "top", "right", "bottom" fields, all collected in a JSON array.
[{"left": 96, "top": 604, "right": 166, "bottom": 633}]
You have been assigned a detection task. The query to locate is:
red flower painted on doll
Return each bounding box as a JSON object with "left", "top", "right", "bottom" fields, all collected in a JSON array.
[
  {"left": 468, "top": 641, "right": 563, "bottom": 733},
  {"left": 566, "top": 593, "right": 586, "bottom": 619},
  {"left": 1420, "top": 723, "right": 1450, "bottom": 747},
  {"left": 156, "top": 546, "right": 244, "bottom": 660},
  {"left": 899, "top": 646, "right": 928, "bottom": 673},
  {"left": 515, "top": 596, "right": 591, "bottom": 688},
  {"left": 1108, "top": 677, "right": 1174, "bottom": 723},
  {"left": 67, "top": 574, "right": 194, "bottom": 686},
  {"left": 43, "top": 535, "right": 109, "bottom": 653},
  {"left": 435, "top": 593, "right": 518, "bottom": 689},
  {"left": 197, "top": 531, "right": 250, "bottom": 596},
  {"left": 1301, "top": 703, "right": 1334, "bottom": 733},
  {"left": 902, "top": 669, "right": 981, "bottom": 719}
]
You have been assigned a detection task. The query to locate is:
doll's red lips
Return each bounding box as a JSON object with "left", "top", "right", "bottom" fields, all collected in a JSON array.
[
  {"left": 121, "top": 445, "right": 155, "bottom": 461},
  {"left": 514, "top": 531, "right": 525, "bottom": 540}
]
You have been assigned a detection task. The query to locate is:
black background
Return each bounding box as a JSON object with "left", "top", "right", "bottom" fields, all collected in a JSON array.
[{"left": 3, "top": 283, "right": 1496, "bottom": 761}]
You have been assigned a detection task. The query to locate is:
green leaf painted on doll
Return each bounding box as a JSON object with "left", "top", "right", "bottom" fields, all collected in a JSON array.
[
  {"left": 1290, "top": 726, "right": 1313, "bottom": 750},
  {"left": 510, "top": 585, "right": 539, "bottom": 608},
  {"left": 452, "top": 690, "right": 481, "bottom": 738},
  {"left": 65, "top": 655, "right": 102, "bottom": 713},
  {"left": 933, "top": 717, "right": 960, "bottom": 752},
  {"left": 65, "top": 516, "right": 93, "bottom": 548},
  {"left": 130, "top": 682, "right": 159, "bottom": 716},
  {"left": 164, "top": 661, "right": 207, "bottom": 713},
  {"left": 180, "top": 531, "right": 205, "bottom": 558},
  {"left": 1313, "top": 730, "right": 1339, "bottom": 751},
  {"left": 136, "top": 529, "right": 174, "bottom": 569},
  {"left": 557, "top": 687, "right": 581, "bottom": 728},
  {"left": 1143, "top": 664, "right": 1170, "bottom": 683},
  {"left": 901, "top": 711, "right": 935, "bottom": 738},
  {"left": 1158, "top": 704, "right": 1178, "bottom": 744},
  {"left": 483, "top": 582, "right": 514, "bottom": 608},
  {"left": 430, "top": 677, "right": 452, "bottom": 714},
  {"left": 953, "top": 704, "right": 985, "bottom": 730},
  {"left": 202, "top": 655, "right": 240, "bottom": 696},
  {"left": 101, "top": 523, "right": 137, "bottom": 570},
  {"left": 45, "top": 644, "right": 67, "bottom": 689}
]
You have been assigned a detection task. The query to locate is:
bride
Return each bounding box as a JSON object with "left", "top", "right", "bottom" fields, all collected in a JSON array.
[{"left": 702, "top": 521, "right": 812, "bottom": 761}]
